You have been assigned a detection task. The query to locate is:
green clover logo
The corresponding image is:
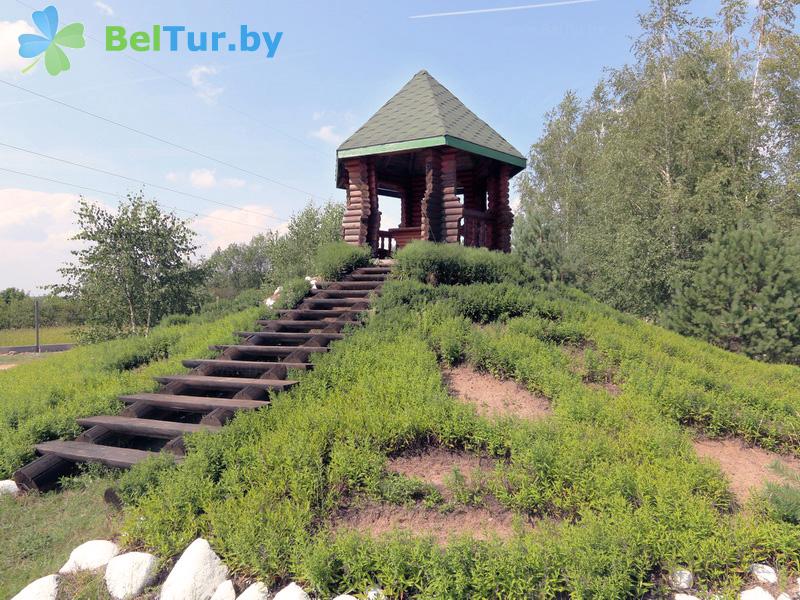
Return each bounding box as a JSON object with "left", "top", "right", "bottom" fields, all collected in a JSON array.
[{"left": 18, "top": 5, "right": 85, "bottom": 76}]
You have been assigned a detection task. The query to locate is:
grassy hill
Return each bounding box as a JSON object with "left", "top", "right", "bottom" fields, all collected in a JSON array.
[{"left": 109, "top": 243, "right": 800, "bottom": 598}]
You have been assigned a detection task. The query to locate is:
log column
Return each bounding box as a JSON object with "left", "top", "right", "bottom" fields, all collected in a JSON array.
[
  {"left": 420, "top": 150, "right": 442, "bottom": 241},
  {"left": 342, "top": 158, "right": 371, "bottom": 247},
  {"left": 487, "top": 164, "right": 513, "bottom": 252},
  {"left": 367, "top": 160, "right": 380, "bottom": 254},
  {"left": 441, "top": 148, "right": 461, "bottom": 243}
]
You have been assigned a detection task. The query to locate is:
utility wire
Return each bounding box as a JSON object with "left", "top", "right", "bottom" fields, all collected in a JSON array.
[
  {"left": 0, "top": 166, "right": 274, "bottom": 232},
  {"left": 0, "top": 140, "right": 286, "bottom": 224},
  {"left": 12, "top": 0, "right": 328, "bottom": 157},
  {"left": 0, "top": 79, "right": 328, "bottom": 202}
]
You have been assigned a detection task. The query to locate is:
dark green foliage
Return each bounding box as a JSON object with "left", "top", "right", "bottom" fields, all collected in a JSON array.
[
  {"left": 312, "top": 242, "right": 371, "bottom": 282},
  {"left": 204, "top": 234, "right": 274, "bottom": 299},
  {"left": 0, "top": 293, "right": 84, "bottom": 330},
  {"left": 666, "top": 222, "right": 800, "bottom": 364},
  {"left": 513, "top": 3, "right": 799, "bottom": 318},
  {"left": 394, "top": 242, "right": 539, "bottom": 286},
  {"left": 274, "top": 278, "right": 312, "bottom": 310}
]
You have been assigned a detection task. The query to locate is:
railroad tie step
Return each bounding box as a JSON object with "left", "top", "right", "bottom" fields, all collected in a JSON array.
[
  {"left": 154, "top": 374, "right": 298, "bottom": 391},
  {"left": 210, "top": 344, "right": 328, "bottom": 356},
  {"left": 254, "top": 319, "right": 348, "bottom": 330},
  {"left": 119, "top": 393, "right": 268, "bottom": 412},
  {"left": 182, "top": 359, "right": 313, "bottom": 372},
  {"left": 35, "top": 440, "right": 169, "bottom": 469},
  {"left": 346, "top": 273, "right": 388, "bottom": 281},
  {"left": 77, "top": 415, "right": 221, "bottom": 438},
  {"left": 234, "top": 331, "right": 344, "bottom": 342}
]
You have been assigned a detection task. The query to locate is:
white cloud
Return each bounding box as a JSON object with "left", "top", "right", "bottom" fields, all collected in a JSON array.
[
  {"left": 188, "top": 65, "right": 224, "bottom": 104},
  {"left": 0, "top": 189, "right": 111, "bottom": 293},
  {"left": 221, "top": 177, "right": 246, "bottom": 189},
  {"left": 193, "top": 204, "right": 287, "bottom": 255},
  {"left": 164, "top": 171, "right": 180, "bottom": 183},
  {"left": 94, "top": 1, "right": 114, "bottom": 16},
  {"left": 311, "top": 125, "right": 345, "bottom": 146},
  {"left": 0, "top": 20, "right": 35, "bottom": 73},
  {"left": 189, "top": 168, "right": 217, "bottom": 189}
]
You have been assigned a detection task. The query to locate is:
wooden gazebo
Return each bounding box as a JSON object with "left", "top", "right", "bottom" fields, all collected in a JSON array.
[{"left": 336, "top": 70, "right": 526, "bottom": 256}]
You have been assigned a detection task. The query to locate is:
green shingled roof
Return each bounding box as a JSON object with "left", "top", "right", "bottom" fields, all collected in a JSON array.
[{"left": 337, "top": 70, "right": 526, "bottom": 170}]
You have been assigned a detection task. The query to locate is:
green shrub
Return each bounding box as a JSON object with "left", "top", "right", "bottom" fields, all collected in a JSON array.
[
  {"left": 666, "top": 222, "right": 800, "bottom": 365},
  {"left": 116, "top": 454, "right": 177, "bottom": 504},
  {"left": 274, "top": 278, "right": 312, "bottom": 310},
  {"left": 313, "top": 242, "right": 371, "bottom": 282},
  {"left": 394, "top": 241, "right": 539, "bottom": 286}
]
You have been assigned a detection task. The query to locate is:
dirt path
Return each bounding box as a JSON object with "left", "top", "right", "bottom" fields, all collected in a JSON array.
[
  {"left": 694, "top": 438, "right": 800, "bottom": 502},
  {"left": 443, "top": 366, "right": 551, "bottom": 420}
]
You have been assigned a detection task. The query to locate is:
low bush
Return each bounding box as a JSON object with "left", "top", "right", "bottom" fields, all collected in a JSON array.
[
  {"left": 313, "top": 242, "right": 371, "bottom": 281},
  {"left": 273, "top": 278, "right": 312, "bottom": 310},
  {"left": 124, "top": 267, "right": 800, "bottom": 597},
  {"left": 394, "top": 241, "right": 539, "bottom": 286}
]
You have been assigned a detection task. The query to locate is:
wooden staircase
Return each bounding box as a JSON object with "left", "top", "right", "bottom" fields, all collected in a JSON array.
[{"left": 14, "top": 265, "right": 392, "bottom": 491}]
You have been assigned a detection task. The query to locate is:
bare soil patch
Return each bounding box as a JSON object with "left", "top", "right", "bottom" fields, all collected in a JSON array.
[
  {"left": 443, "top": 366, "right": 552, "bottom": 420},
  {"left": 694, "top": 437, "right": 800, "bottom": 502},
  {"left": 388, "top": 447, "right": 494, "bottom": 500},
  {"left": 0, "top": 364, "right": 17, "bottom": 371},
  {"left": 334, "top": 499, "right": 522, "bottom": 544}
]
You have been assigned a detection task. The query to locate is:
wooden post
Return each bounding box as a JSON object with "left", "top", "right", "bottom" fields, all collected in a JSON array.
[
  {"left": 34, "top": 298, "right": 40, "bottom": 353},
  {"left": 421, "top": 150, "right": 442, "bottom": 242},
  {"left": 342, "top": 158, "right": 371, "bottom": 247},
  {"left": 441, "top": 148, "right": 461, "bottom": 243},
  {"left": 487, "top": 165, "right": 513, "bottom": 252}
]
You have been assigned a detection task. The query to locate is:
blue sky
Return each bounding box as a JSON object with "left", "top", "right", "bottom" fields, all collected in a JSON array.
[{"left": 0, "top": 0, "right": 732, "bottom": 291}]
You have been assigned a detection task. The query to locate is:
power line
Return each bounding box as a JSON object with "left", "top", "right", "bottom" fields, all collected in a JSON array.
[
  {"left": 13, "top": 0, "right": 328, "bottom": 158},
  {"left": 0, "top": 79, "right": 329, "bottom": 202},
  {"left": 0, "top": 166, "right": 274, "bottom": 232},
  {"left": 0, "top": 140, "right": 289, "bottom": 223}
]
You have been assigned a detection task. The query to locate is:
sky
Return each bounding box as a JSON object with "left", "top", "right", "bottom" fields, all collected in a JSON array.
[{"left": 0, "top": 0, "right": 732, "bottom": 292}]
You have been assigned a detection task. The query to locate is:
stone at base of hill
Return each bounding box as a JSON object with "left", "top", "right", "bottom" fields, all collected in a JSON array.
[
  {"left": 11, "top": 574, "right": 59, "bottom": 600},
  {"left": 210, "top": 580, "right": 236, "bottom": 600},
  {"left": 751, "top": 564, "right": 779, "bottom": 585},
  {"left": 670, "top": 569, "right": 695, "bottom": 590},
  {"left": 367, "top": 588, "right": 386, "bottom": 600},
  {"left": 0, "top": 479, "right": 19, "bottom": 496},
  {"left": 60, "top": 540, "right": 120, "bottom": 574},
  {"left": 273, "top": 582, "right": 310, "bottom": 600},
  {"left": 776, "top": 593, "right": 791, "bottom": 600},
  {"left": 741, "top": 587, "right": 775, "bottom": 600},
  {"left": 104, "top": 552, "right": 158, "bottom": 600},
  {"left": 238, "top": 582, "right": 270, "bottom": 600},
  {"left": 333, "top": 596, "right": 358, "bottom": 600},
  {"left": 159, "top": 538, "right": 229, "bottom": 600}
]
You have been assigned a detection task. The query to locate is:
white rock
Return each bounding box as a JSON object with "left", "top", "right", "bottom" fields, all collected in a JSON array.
[
  {"left": 273, "top": 582, "right": 310, "bottom": 600},
  {"left": 670, "top": 569, "right": 694, "bottom": 590},
  {"left": 741, "top": 587, "right": 775, "bottom": 600},
  {"left": 60, "top": 539, "right": 120, "bottom": 574},
  {"left": 333, "top": 596, "right": 358, "bottom": 600},
  {"left": 266, "top": 297, "right": 276, "bottom": 307},
  {"left": 776, "top": 594, "right": 791, "bottom": 600},
  {"left": 0, "top": 479, "right": 19, "bottom": 496},
  {"left": 674, "top": 595, "right": 700, "bottom": 600},
  {"left": 367, "top": 589, "right": 386, "bottom": 600},
  {"left": 238, "top": 582, "right": 270, "bottom": 600},
  {"left": 11, "top": 574, "right": 59, "bottom": 600},
  {"left": 751, "top": 564, "right": 779, "bottom": 585},
  {"left": 209, "top": 580, "right": 236, "bottom": 600},
  {"left": 104, "top": 552, "right": 158, "bottom": 600},
  {"left": 159, "top": 538, "right": 229, "bottom": 600}
]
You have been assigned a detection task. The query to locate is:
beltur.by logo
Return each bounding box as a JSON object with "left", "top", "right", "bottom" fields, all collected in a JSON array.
[
  {"left": 105, "top": 25, "right": 283, "bottom": 58},
  {"left": 18, "top": 5, "right": 85, "bottom": 76}
]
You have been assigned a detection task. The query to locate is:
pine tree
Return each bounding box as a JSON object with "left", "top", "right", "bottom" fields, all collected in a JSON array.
[{"left": 666, "top": 221, "right": 800, "bottom": 364}]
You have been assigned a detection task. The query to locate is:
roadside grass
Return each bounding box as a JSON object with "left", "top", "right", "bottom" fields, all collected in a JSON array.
[
  {"left": 0, "top": 470, "right": 122, "bottom": 599},
  {"left": 0, "top": 353, "right": 44, "bottom": 368},
  {"left": 0, "top": 326, "right": 76, "bottom": 347}
]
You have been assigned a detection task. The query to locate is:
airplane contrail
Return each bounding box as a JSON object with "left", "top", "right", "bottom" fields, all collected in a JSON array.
[{"left": 410, "top": 0, "right": 598, "bottom": 19}]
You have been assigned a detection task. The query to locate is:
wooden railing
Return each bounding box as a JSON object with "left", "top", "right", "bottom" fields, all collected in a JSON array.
[{"left": 377, "top": 227, "right": 424, "bottom": 257}]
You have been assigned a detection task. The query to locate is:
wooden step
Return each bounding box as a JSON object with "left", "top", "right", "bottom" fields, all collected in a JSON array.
[
  {"left": 325, "top": 281, "right": 383, "bottom": 289},
  {"left": 35, "top": 440, "right": 163, "bottom": 469},
  {"left": 354, "top": 267, "right": 392, "bottom": 274},
  {"left": 120, "top": 393, "right": 268, "bottom": 412},
  {"left": 77, "top": 415, "right": 220, "bottom": 438},
  {"left": 254, "top": 319, "right": 348, "bottom": 331},
  {"left": 346, "top": 273, "right": 388, "bottom": 281},
  {"left": 183, "top": 359, "right": 313, "bottom": 372},
  {"left": 155, "top": 375, "right": 298, "bottom": 391},
  {"left": 211, "top": 344, "right": 328, "bottom": 356},
  {"left": 234, "top": 331, "right": 344, "bottom": 342},
  {"left": 276, "top": 309, "right": 366, "bottom": 319},
  {"left": 304, "top": 298, "right": 369, "bottom": 307},
  {"left": 310, "top": 289, "right": 371, "bottom": 298}
]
